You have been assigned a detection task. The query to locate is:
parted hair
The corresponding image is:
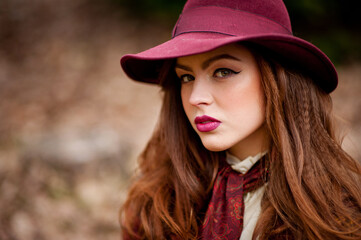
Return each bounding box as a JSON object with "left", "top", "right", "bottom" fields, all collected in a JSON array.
[{"left": 120, "top": 44, "right": 361, "bottom": 240}]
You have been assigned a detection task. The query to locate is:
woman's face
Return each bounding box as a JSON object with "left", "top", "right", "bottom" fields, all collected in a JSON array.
[{"left": 175, "top": 44, "right": 268, "bottom": 160}]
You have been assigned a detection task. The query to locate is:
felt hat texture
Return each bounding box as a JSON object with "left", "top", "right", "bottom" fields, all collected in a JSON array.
[{"left": 120, "top": 0, "right": 338, "bottom": 93}]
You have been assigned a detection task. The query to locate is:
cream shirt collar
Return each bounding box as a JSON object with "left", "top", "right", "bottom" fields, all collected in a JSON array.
[{"left": 226, "top": 151, "right": 267, "bottom": 174}]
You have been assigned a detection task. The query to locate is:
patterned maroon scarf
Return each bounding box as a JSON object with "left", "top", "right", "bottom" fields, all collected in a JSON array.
[{"left": 199, "top": 156, "right": 267, "bottom": 239}]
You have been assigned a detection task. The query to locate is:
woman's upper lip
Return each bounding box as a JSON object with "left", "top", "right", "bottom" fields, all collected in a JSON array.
[{"left": 194, "top": 115, "right": 221, "bottom": 124}]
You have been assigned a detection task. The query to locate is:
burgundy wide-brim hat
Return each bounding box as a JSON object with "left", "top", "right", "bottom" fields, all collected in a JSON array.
[{"left": 120, "top": 0, "right": 338, "bottom": 93}]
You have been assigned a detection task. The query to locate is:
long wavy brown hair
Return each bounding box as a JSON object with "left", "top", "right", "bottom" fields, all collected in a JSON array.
[{"left": 119, "top": 44, "right": 361, "bottom": 240}]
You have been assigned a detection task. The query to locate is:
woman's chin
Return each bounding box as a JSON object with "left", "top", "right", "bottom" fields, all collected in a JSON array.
[{"left": 201, "top": 142, "right": 230, "bottom": 152}]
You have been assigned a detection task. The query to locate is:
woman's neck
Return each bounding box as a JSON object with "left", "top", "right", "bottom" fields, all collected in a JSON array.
[{"left": 228, "top": 124, "right": 269, "bottom": 161}]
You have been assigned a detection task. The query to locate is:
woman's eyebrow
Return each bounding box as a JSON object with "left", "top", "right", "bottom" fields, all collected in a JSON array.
[
  {"left": 201, "top": 54, "right": 241, "bottom": 70},
  {"left": 175, "top": 54, "right": 241, "bottom": 72},
  {"left": 174, "top": 63, "right": 192, "bottom": 72}
]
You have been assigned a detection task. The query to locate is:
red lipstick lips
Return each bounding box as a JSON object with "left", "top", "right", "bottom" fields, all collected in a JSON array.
[{"left": 194, "top": 115, "right": 221, "bottom": 132}]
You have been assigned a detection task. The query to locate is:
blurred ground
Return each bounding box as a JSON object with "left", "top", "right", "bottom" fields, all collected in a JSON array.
[{"left": 0, "top": 0, "right": 360, "bottom": 239}]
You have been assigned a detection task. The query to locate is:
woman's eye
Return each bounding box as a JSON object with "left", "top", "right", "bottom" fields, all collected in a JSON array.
[
  {"left": 180, "top": 74, "right": 195, "bottom": 83},
  {"left": 214, "top": 68, "right": 239, "bottom": 78}
]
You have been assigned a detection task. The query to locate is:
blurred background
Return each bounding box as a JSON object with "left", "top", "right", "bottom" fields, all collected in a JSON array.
[{"left": 0, "top": 0, "right": 360, "bottom": 239}]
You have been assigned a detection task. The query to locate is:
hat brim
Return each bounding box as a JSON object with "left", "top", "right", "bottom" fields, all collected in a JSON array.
[{"left": 121, "top": 32, "right": 337, "bottom": 93}]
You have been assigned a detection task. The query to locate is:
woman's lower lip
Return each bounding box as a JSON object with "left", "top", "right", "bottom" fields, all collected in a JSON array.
[{"left": 196, "top": 121, "right": 221, "bottom": 132}]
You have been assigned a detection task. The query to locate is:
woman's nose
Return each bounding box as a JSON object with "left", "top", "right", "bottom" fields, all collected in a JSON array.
[{"left": 188, "top": 77, "right": 213, "bottom": 106}]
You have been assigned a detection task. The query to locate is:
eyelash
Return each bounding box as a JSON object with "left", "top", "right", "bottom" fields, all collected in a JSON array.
[
  {"left": 179, "top": 68, "right": 240, "bottom": 83},
  {"left": 213, "top": 68, "right": 240, "bottom": 78}
]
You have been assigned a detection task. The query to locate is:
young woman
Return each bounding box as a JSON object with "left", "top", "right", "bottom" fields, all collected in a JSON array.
[{"left": 119, "top": 0, "right": 361, "bottom": 239}]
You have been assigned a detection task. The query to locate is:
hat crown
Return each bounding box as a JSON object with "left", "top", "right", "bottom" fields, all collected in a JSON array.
[{"left": 182, "top": 0, "right": 292, "bottom": 33}]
